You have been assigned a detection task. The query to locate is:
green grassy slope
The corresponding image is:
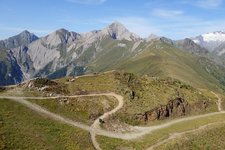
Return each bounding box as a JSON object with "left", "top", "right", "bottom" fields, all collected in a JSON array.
[
  {"left": 87, "top": 38, "right": 142, "bottom": 73},
  {"left": 114, "top": 40, "right": 222, "bottom": 90},
  {"left": 0, "top": 71, "right": 220, "bottom": 126},
  {"left": 0, "top": 99, "right": 94, "bottom": 150},
  {"left": 156, "top": 123, "right": 225, "bottom": 150},
  {"left": 0, "top": 71, "right": 224, "bottom": 149},
  {"left": 97, "top": 114, "right": 225, "bottom": 150},
  {"left": 29, "top": 96, "right": 117, "bottom": 125},
  {"left": 55, "top": 72, "right": 218, "bottom": 126}
]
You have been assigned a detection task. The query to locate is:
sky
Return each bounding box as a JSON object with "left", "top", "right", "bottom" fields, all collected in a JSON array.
[{"left": 0, "top": 0, "right": 225, "bottom": 40}]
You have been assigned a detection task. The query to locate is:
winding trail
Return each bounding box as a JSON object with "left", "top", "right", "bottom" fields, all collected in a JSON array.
[
  {"left": 90, "top": 93, "right": 124, "bottom": 150},
  {"left": 0, "top": 91, "right": 224, "bottom": 150}
]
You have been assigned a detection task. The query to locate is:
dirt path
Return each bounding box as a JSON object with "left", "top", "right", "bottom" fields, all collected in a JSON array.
[
  {"left": 74, "top": 70, "right": 116, "bottom": 79},
  {"left": 9, "top": 97, "right": 92, "bottom": 131},
  {"left": 146, "top": 121, "right": 225, "bottom": 150},
  {"left": 1, "top": 91, "right": 224, "bottom": 149},
  {"left": 211, "top": 91, "right": 223, "bottom": 112},
  {"left": 90, "top": 93, "right": 124, "bottom": 150}
]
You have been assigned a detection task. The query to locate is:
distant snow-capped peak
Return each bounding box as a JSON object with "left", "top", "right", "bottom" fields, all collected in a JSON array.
[
  {"left": 191, "top": 31, "right": 225, "bottom": 51},
  {"left": 201, "top": 31, "right": 225, "bottom": 42}
]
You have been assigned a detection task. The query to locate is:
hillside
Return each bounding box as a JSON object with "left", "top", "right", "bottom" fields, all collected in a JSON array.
[
  {"left": 155, "top": 122, "right": 225, "bottom": 150},
  {"left": 0, "top": 71, "right": 224, "bottom": 149},
  {"left": 0, "top": 72, "right": 219, "bottom": 124},
  {"left": 92, "top": 39, "right": 225, "bottom": 91}
]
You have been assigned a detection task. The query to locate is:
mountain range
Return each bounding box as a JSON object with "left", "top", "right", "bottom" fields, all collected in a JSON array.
[{"left": 1, "top": 22, "right": 225, "bottom": 91}]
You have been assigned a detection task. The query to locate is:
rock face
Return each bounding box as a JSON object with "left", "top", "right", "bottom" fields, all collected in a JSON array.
[
  {"left": 12, "top": 46, "right": 35, "bottom": 79},
  {"left": 0, "top": 50, "right": 23, "bottom": 86},
  {"left": 136, "top": 97, "right": 191, "bottom": 122},
  {"left": 0, "top": 30, "right": 38, "bottom": 85},
  {"left": 12, "top": 22, "right": 142, "bottom": 82}
]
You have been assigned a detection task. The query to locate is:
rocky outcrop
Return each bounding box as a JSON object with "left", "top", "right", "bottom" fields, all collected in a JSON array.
[
  {"left": 25, "top": 78, "right": 58, "bottom": 88},
  {"left": 22, "top": 78, "right": 68, "bottom": 95},
  {"left": 135, "top": 97, "right": 191, "bottom": 122},
  {"left": 0, "top": 87, "right": 6, "bottom": 92}
]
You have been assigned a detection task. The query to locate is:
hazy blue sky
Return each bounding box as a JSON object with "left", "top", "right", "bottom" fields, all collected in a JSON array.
[{"left": 0, "top": 0, "right": 225, "bottom": 39}]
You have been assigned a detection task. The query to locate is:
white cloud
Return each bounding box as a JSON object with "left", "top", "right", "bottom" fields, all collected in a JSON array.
[
  {"left": 66, "top": 0, "right": 106, "bottom": 5},
  {"left": 181, "top": 0, "right": 223, "bottom": 9},
  {"left": 152, "top": 9, "right": 184, "bottom": 18},
  {"left": 196, "top": 0, "right": 223, "bottom": 8}
]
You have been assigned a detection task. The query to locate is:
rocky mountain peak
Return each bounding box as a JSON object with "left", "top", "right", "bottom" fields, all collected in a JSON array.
[
  {"left": 107, "top": 21, "right": 127, "bottom": 31},
  {"left": 145, "top": 34, "right": 159, "bottom": 42},
  {"left": 159, "top": 37, "right": 174, "bottom": 45},
  {"left": 54, "top": 28, "right": 69, "bottom": 35},
  {"left": 102, "top": 21, "right": 141, "bottom": 41},
  {"left": 20, "top": 30, "right": 30, "bottom": 35},
  {"left": 191, "top": 31, "right": 225, "bottom": 52},
  {"left": 44, "top": 28, "right": 81, "bottom": 47},
  {"left": 2, "top": 30, "right": 38, "bottom": 49}
]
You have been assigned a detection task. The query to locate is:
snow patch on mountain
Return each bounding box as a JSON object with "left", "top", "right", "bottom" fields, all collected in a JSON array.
[
  {"left": 202, "top": 31, "right": 225, "bottom": 42},
  {"left": 192, "top": 31, "right": 225, "bottom": 52}
]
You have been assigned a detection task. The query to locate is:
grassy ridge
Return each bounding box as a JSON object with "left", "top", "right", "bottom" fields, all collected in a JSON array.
[{"left": 116, "top": 40, "right": 221, "bottom": 90}]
